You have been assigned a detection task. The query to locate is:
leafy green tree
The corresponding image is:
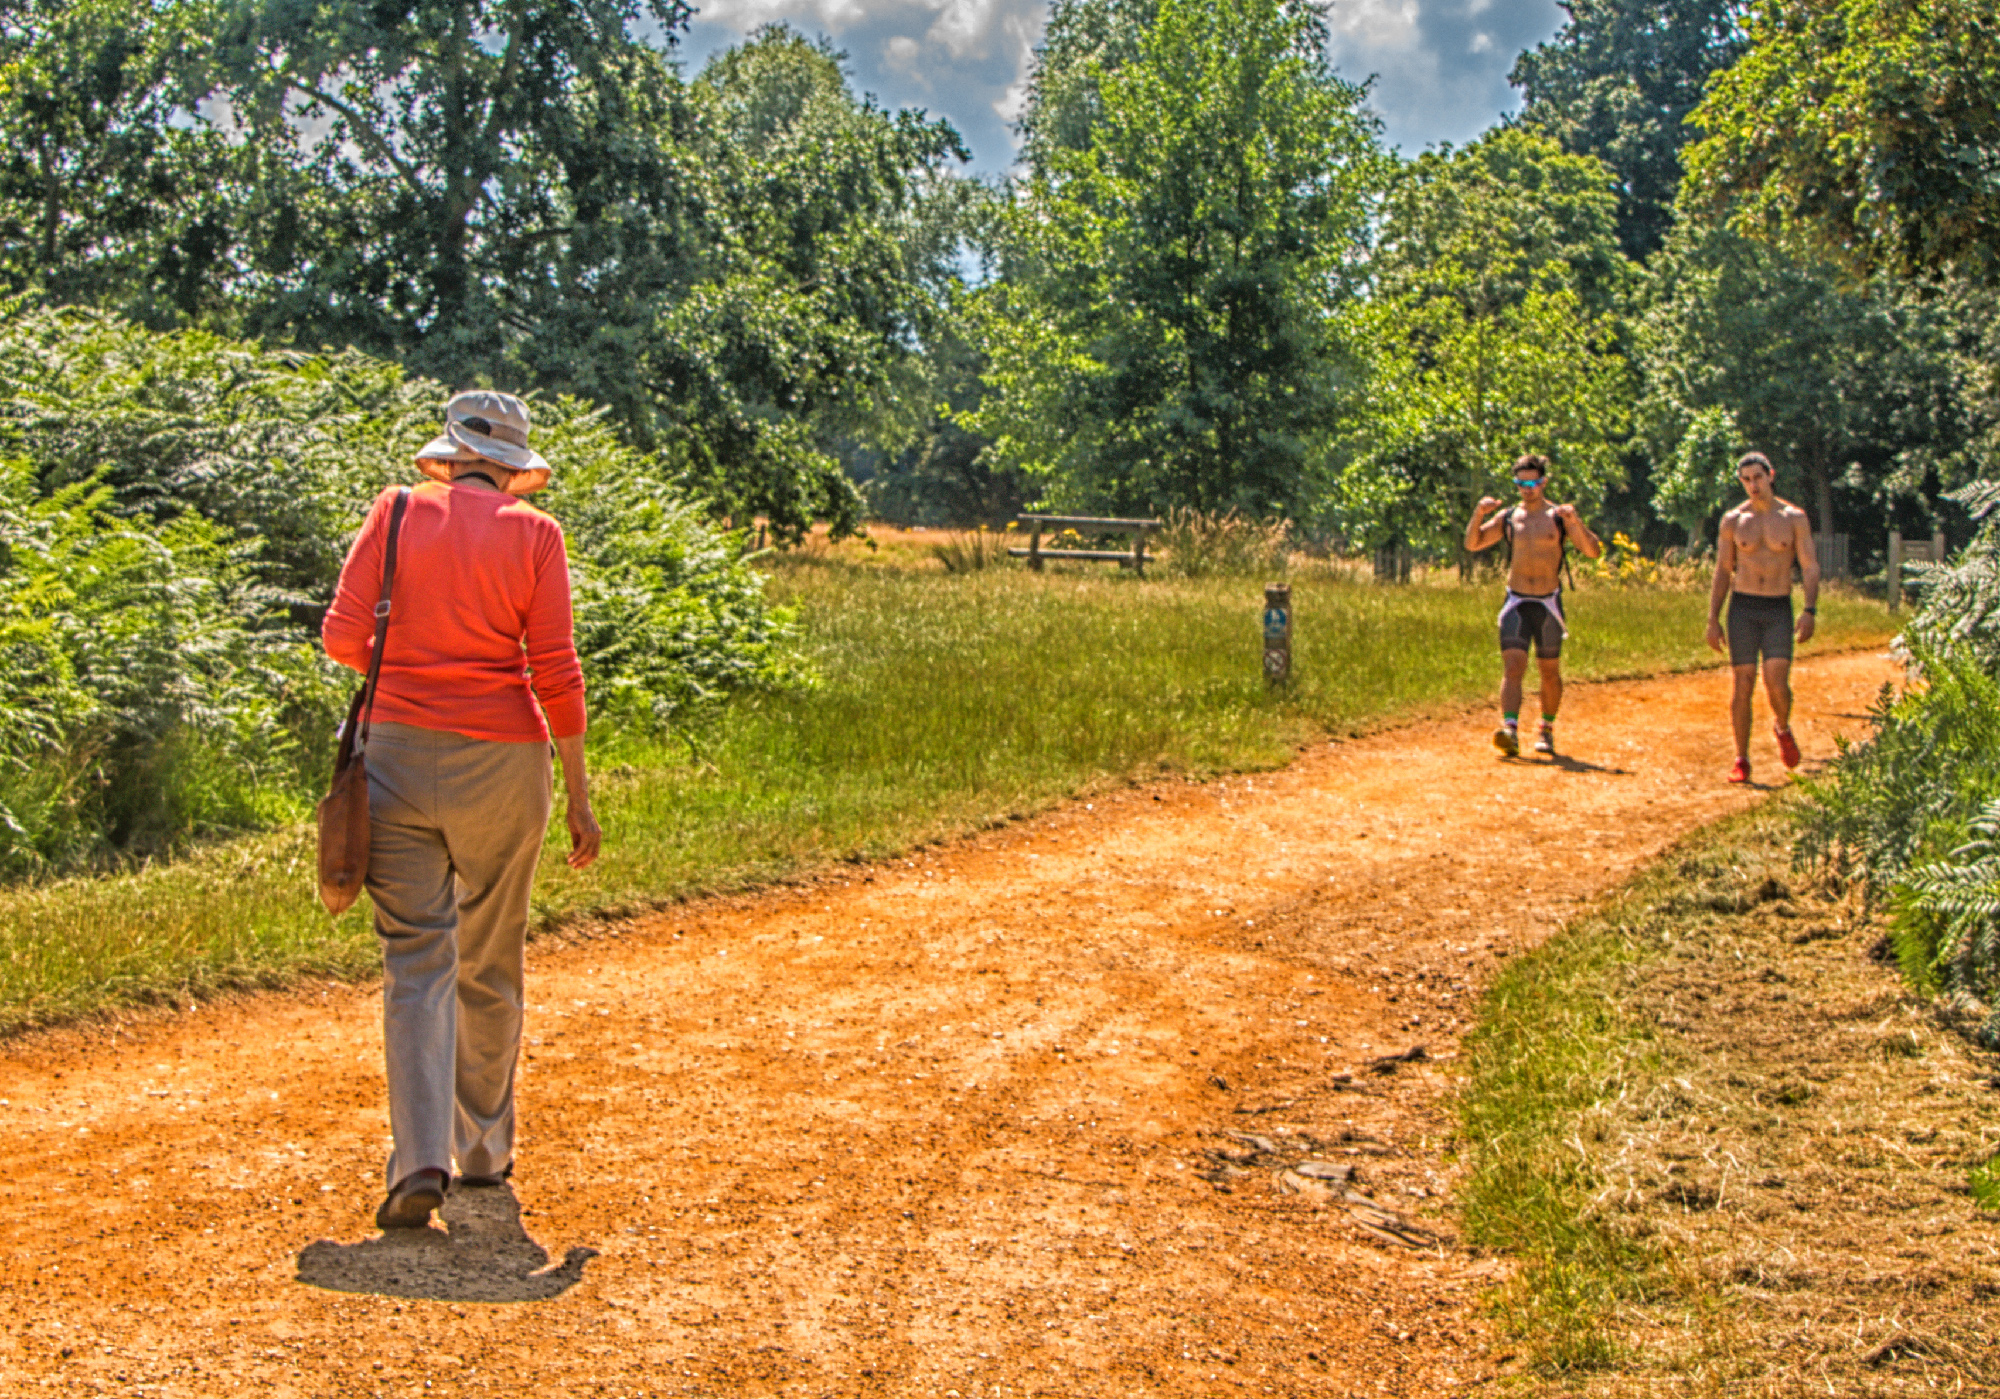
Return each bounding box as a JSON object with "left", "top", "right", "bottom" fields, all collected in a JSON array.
[
  {"left": 1331, "top": 265, "right": 1632, "bottom": 555},
  {"left": 1648, "top": 403, "right": 1737, "bottom": 547},
  {"left": 1375, "top": 127, "right": 1635, "bottom": 320},
  {"left": 190, "top": 8, "right": 966, "bottom": 539},
  {"left": 1510, "top": 0, "right": 1747, "bottom": 258},
  {"left": 0, "top": 0, "right": 266, "bottom": 323},
  {"left": 1015, "top": 0, "right": 1156, "bottom": 169},
  {"left": 1683, "top": 0, "right": 2000, "bottom": 281},
  {"left": 0, "top": 5, "right": 972, "bottom": 540},
  {"left": 1926, "top": 277, "right": 2000, "bottom": 493},
  {"left": 207, "top": 0, "right": 698, "bottom": 366},
  {"left": 662, "top": 28, "right": 972, "bottom": 537},
  {"left": 855, "top": 305, "right": 1024, "bottom": 527},
  {"left": 969, "top": 0, "right": 1385, "bottom": 517},
  {"left": 1637, "top": 223, "right": 1974, "bottom": 543},
  {"left": 1331, "top": 129, "right": 1635, "bottom": 555}
]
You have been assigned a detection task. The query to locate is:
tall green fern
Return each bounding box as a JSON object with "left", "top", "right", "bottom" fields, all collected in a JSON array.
[
  {"left": 0, "top": 308, "right": 798, "bottom": 877},
  {"left": 1798, "top": 478, "right": 2000, "bottom": 1041}
]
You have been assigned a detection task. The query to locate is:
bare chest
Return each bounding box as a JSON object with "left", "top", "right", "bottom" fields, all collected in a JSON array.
[
  {"left": 1510, "top": 509, "right": 1564, "bottom": 554},
  {"left": 1733, "top": 511, "right": 1794, "bottom": 555}
]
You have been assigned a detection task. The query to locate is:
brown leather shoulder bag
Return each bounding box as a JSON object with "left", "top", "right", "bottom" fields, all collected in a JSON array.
[{"left": 316, "top": 487, "right": 411, "bottom": 915}]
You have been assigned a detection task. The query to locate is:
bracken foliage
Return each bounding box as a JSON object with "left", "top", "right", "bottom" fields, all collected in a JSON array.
[
  {"left": 0, "top": 307, "right": 796, "bottom": 877},
  {"left": 1795, "top": 478, "right": 2000, "bottom": 1041}
]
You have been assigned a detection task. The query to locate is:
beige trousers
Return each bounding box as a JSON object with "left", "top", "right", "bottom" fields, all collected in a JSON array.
[{"left": 364, "top": 722, "right": 552, "bottom": 1186}]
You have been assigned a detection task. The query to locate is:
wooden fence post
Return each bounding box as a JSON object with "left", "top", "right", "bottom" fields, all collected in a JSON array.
[
  {"left": 1887, "top": 530, "right": 1903, "bottom": 612},
  {"left": 1028, "top": 520, "right": 1043, "bottom": 572},
  {"left": 1131, "top": 529, "right": 1147, "bottom": 577},
  {"left": 1263, "top": 583, "right": 1292, "bottom": 685}
]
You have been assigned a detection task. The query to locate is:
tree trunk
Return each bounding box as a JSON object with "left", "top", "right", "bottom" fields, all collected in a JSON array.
[
  {"left": 1808, "top": 448, "right": 1834, "bottom": 538},
  {"left": 431, "top": 1, "right": 479, "bottom": 345},
  {"left": 38, "top": 137, "right": 60, "bottom": 271}
]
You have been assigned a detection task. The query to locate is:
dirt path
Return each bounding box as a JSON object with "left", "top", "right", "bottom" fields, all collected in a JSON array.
[{"left": 0, "top": 651, "right": 1897, "bottom": 1398}]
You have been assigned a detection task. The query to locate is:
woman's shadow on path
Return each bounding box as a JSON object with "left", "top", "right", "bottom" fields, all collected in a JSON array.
[{"left": 295, "top": 1184, "right": 596, "bottom": 1302}]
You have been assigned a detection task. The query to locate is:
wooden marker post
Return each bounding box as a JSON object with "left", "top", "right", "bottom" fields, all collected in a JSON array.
[
  {"left": 1887, "top": 529, "right": 1903, "bottom": 612},
  {"left": 1263, "top": 583, "right": 1292, "bottom": 685}
]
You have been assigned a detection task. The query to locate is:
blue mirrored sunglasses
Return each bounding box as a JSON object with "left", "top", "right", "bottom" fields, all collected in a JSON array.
[{"left": 1513, "top": 477, "right": 1546, "bottom": 488}]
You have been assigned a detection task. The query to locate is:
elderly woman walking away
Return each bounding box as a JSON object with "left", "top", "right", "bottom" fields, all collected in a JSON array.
[{"left": 323, "top": 391, "right": 602, "bottom": 1231}]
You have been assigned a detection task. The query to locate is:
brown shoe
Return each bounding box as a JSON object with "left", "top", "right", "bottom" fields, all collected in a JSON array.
[{"left": 375, "top": 1169, "right": 448, "bottom": 1230}]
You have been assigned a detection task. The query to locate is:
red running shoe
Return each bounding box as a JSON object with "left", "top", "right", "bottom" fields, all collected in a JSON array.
[
  {"left": 1775, "top": 726, "right": 1801, "bottom": 769},
  {"left": 1729, "top": 756, "right": 1751, "bottom": 784}
]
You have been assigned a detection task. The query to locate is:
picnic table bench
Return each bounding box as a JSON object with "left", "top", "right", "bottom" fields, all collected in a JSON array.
[{"left": 1009, "top": 515, "right": 1162, "bottom": 576}]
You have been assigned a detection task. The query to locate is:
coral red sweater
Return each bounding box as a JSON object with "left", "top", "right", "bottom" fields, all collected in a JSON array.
[{"left": 322, "top": 480, "right": 587, "bottom": 741}]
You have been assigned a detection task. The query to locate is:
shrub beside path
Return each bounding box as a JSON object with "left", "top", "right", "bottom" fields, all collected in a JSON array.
[{"left": 0, "top": 651, "right": 1898, "bottom": 1396}]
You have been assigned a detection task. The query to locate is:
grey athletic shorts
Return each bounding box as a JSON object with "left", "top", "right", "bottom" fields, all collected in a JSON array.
[{"left": 1727, "top": 592, "right": 1794, "bottom": 666}]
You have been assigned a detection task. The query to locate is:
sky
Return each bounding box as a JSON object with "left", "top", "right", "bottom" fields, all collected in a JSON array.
[{"left": 662, "top": 0, "right": 1569, "bottom": 174}]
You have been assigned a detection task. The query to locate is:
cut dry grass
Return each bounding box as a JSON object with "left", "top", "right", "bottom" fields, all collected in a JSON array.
[
  {"left": 1459, "top": 802, "right": 2000, "bottom": 1394},
  {"left": 0, "top": 547, "right": 1896, "bottom": 1036}
]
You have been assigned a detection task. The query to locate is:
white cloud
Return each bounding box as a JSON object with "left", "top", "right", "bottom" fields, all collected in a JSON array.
[
  {"left": 1326, "top": 0, "right": 1423, "bottom": 52},
  {"left": 1326, "top": 0, "right": 1564, "bottom": 150},
  {"left": 992, "top": 72, "right": 1031, "bottom": 129}
]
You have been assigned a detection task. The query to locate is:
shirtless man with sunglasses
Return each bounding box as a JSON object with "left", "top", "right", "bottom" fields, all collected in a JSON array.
[
  {"left": 1464, "top": 454, "right": 1604, "bottom": 757},
  {"left": 1706, "top": 451, "right": 1818, "bottom": 783}
]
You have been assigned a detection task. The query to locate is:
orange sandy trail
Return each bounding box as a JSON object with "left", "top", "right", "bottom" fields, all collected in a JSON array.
[{"left": 0, "top": 651, "right": 1895, "bottom": 1398}]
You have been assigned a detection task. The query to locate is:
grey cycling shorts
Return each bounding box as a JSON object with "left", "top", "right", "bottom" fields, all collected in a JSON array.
[
  {"left": 1500, "top": 594, "right": 1564, "bottom": 659},
  {"left": 1727, "top": 592, "right": 1794, "bottom": 666}
]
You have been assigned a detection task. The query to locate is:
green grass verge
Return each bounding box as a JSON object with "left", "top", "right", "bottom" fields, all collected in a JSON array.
[
  {"left": 1973, "top": 1156, "right": 2000, "bottom": 1212},
  {"left": 1457, "top": 804, "right": 1794, "bottom": 1377},
  {"left": 0, "top": 557, "right": 1893, "bottom": 1035}
]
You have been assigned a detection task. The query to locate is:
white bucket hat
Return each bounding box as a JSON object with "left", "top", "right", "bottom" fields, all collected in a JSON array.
[{"left": 415, "top": 390, "right": 551, "bottom": 495}]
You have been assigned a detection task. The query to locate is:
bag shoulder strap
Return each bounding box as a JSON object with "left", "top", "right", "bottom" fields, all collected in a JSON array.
[{"left": 359, "top": 487, "right": 412, "bottom": 745}]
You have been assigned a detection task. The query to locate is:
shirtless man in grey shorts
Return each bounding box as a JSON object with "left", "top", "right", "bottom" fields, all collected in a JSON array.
[
  {"left": 1705, "top": 452, "right": 1819, "bottom": 783},
  {"left": 1464, "top": 453, "right": 1604, "bottom": 757}
]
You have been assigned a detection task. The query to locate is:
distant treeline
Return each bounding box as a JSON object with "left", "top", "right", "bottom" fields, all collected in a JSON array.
[{"left": 4, "top": 0, "right": 1996, "bottom": 561}]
